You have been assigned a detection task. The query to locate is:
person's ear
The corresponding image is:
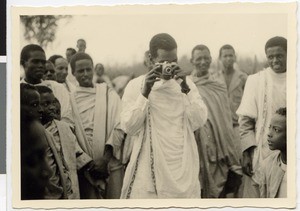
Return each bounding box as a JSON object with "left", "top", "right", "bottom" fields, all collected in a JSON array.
[
  {"left": 149, "top": 53, "right": 155, "bottom": 65},
  {"left": 209, "top": 56, "right": 212, "bottom": 64}
]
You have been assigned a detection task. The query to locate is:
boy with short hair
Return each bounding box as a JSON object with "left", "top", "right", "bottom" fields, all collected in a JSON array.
[
  {"left": 20, "top": 84, "right": 51, "bottom": 200},
  {"left": 36, "top": 85, "right": 96, "bottom": 199},
  {"left": 253, "top": 107, "right": 287, "bottom": 198}
]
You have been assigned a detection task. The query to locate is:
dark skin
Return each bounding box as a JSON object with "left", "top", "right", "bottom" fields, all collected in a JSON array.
[
  {"left": 73, "top": 58, "right": 113, "bottom": 181},
  {"left": 142, "top": 48, "right": 189, "bottom": 98},
  {"left": 242, "top": 46, "right": 287, "bottom": 177},
  {"left": 23, "top": 50, "right": 47, "bottom": 85}
]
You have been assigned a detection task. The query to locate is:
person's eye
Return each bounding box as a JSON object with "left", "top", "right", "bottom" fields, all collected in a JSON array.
[
  {"left": 31, "top": 103, "right": 39, "bottom": 107},
  {"left": 277, "top": 55, "right": 283, "bottom": 59},
  {"left": 268, "top": 56, "right": 274, "bottom": 60}
]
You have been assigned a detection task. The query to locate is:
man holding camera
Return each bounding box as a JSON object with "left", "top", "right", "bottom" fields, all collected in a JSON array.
[{"left": 120, "top": 33, "right": 207, "bottom": 199}]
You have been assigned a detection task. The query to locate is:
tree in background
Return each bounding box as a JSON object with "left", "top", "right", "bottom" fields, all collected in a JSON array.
[{"left": 20, "top": 15, "right": 72, "bottom": 48}]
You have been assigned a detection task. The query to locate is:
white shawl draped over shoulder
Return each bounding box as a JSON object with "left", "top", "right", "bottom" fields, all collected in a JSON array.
[
  {"left": 237, "top": 68, "right": 286, "bottom": 171},
  {"left": 121, "top": 76, "right": 207, "bottom": 199}
]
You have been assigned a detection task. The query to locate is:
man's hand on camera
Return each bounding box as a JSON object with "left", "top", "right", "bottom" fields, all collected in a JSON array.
[
  {"left": 142, "top": 65, "right": 161, "bottom": 99},
  {"left": 173, "top": 65, "right": 190, "bottom": 94}
]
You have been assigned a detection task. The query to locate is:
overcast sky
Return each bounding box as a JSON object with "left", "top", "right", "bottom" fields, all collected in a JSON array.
[{"left": 21, "top": 12, "right": 287, "bottom": 67}]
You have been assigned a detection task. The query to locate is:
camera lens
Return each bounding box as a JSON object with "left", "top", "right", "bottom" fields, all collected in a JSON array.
[{"left": 165, "top": 66, "right": 171, "bottom": 73}]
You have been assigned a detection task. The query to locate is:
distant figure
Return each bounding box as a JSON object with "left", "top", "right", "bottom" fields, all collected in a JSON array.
[
  {"left": 43, "top": 61, "right": 57, "bottom": 81},
  {"left": 213, "top": 45, "right": 248, "bottom": 159},
  {"left": 49, "top": 55, "right": 75, "bottom": 93},
  {"left": 66, "top": 48, "right": 77, "bottom": 64},
  {"left": 253, "top": 107, "right": 287, "bottom": 198},
  {"left": 66, "top": 49, "right": 79, "bottom": 87},
  {"left": 112, "top": 75, "right": 132, "bottom": 98},
  {"left": 94, "top": 63, "right": 113, "bottom": 88},
  {"left": 77, "top": 39, "right": 86, "bottom": 53}
]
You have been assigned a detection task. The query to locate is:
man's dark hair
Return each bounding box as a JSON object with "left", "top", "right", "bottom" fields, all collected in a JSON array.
[
  {"left": 70, "top": 52, "right": 94, "bottom": 74},
  {"left": 149, "top": 33, "right": 177, "bottom": 59},
  {"left": 219, "top": 44, "right": 235, "bottom": 58},
  {"left": 191, "top": 44, "right": 210, "bottom": 59},
  {"left": 275, "top": 107, "right": 287, "bottom": 117},
  {"left": 265, "top": 36, "right": 287, "bottom": 53},
  {"left": 35, "top": 85, "right": 53, "bottom": 95},
  {"left": 48, "top": 55, "right": 63, "bottom": 66},
  {"left": 20, "top": 83, "right": 38, "bottom": 105},
  {"left": 66, "top": 48, "right": 77, "bottom": 55},
  {"left": 77, "top": 39, "right": 86, "bottom": 44},
  {"left": 20, "top": 44, "right": 45, "bottom": 67}
]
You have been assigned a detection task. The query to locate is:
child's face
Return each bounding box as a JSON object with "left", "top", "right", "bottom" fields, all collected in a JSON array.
[
  {"left": 22, "top": 89, "right": 42, "bottom": 120},
  {"left": 267, "top": 114, "right": 287, "bottom": 151},
  {"left": 40, "top": 92, "right": 57, "bottom": 124},
  {"left": 21, "top": 120, "right": 51, "bottom": 199}
]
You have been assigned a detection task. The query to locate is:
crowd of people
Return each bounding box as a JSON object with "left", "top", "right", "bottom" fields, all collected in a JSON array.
[{"left": 20, "top": 34, "right": 287, "bottom": 200}]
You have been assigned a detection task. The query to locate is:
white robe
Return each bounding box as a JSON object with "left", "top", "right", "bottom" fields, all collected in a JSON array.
[
  {"left": 237, "top": 67, "right": 286, "bottom": 171},
  {"left": 120, "top": 75, "right": 207, "bottom": 198}
]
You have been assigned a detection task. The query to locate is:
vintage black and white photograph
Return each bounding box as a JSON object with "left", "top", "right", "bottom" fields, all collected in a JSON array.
[{"left": 11, "top": 3, "right": 297, "bottom": 209}]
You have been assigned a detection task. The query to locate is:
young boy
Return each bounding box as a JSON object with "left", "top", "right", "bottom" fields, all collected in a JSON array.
[
  {"left": 21, "top": 84, "right": 51, "bottom": 200},
  {"left": 253, "top": 107, "right": 287, "bottom": 198},
  {"left": 35, "top": 85, "right": 99, "bottom": 199}
]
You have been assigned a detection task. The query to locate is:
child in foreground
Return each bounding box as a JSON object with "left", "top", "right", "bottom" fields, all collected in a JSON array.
[{"left": 253, "top": 107, "right": 287, "bottom": 198}]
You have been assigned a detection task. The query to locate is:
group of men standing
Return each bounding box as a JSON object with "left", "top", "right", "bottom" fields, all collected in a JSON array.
[{"left": 20, "top": 33, "right": 287, "bottom": 200}]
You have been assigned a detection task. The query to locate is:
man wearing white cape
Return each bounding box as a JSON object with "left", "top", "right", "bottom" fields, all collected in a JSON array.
[
  {"left": 237, "top": 36, "right": 287, "bottom": 197},
  {"left": 121, "top": 33, "right": 207, "bottom": 199},
  {"left": 69, "top": 52, "right": 125, "bottom": 199}
]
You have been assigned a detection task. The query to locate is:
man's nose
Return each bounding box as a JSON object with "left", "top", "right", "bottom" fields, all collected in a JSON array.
[
  {"left": 83, "top": 69, "right": 89, "bottom": 75},
  {"left": 267, "top": 131, "right": 272, "bottom": 138},
  {"left": 273, "top": 56, "right": 279, "bottom": 63},
  {"left": 37, "top": 60, "right": 45, "bottom": 67},
  {"left": 49, "top": 103, "right": 56, "bottom": 111},
  {"left": 200, "top": 59, "right": 206, "bottom": 65},
  {"left": 37, "top": 105, "right": 42, "bottom": 113}
]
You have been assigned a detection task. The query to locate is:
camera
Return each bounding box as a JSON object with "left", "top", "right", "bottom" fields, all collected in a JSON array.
[{"left": 156, "top": 61, "right": 177, "bottom": 80}]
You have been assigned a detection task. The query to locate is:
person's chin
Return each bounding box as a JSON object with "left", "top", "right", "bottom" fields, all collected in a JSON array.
[
  {"left": 272, "top": 65, "right": 285, "bottom": 73},
  {"left": 80, "top": 81, "right": 93, "bottom": 87}
]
